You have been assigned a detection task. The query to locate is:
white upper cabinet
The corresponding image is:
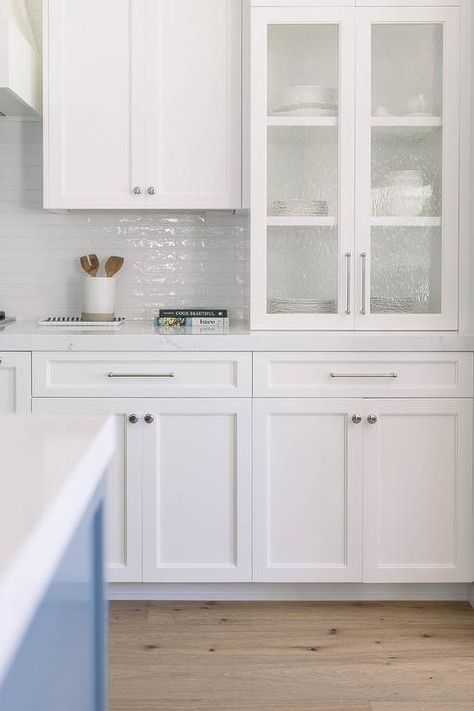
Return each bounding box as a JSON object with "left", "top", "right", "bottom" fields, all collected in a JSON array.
[
  {"left": 251, "top": 3, "right": 461, "bottom": 331},
  {"left": 355, "top": 7, "right": 459, "bottom": 330},
  {"left": 44, "top": 0, "right": 142, "bottom": 209},
  {"left": 43, "top": 0, "right": 242, "bottom": 209},
  {"left": 144, "top": 0, "right": 242, "bottom": 209},
  {"left": 251, "top": 7, "right": 356, "bottom": 330}
]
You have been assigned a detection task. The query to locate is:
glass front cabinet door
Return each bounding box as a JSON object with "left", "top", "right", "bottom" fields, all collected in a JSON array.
[{"left": 250, "top": 6, "right": 460, "bottom": 331}]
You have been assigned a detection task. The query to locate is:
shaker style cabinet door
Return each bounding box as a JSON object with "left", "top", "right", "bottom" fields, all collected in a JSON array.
[
  {"left": 251, "top": 7, "right": 356, "bottom": 329},
  {"left": 32, "top": 398, "right": 143, "bottom": 583},
  {"left": 44, "top": 0, "right": 241, "bottom": 210},
  {"left": 355, "top": 7, "right": 460, "bottom": 330},
  {"left": 253, "top": 399, "right": 362, "bottom": 582},
  {"left": 363, "top": 399, "right": 473, "bottom": 583},
  {"left": 144, "top": 0, "right": 242, "bottom": 209},
  {"left": 44, "top": 0, "right": 146, "bottom": 209},
  {"left": 142, "top": 399, "right": 252, "bottom": 582},
  {"left": 0, "top": 353, "right": 31, "bottom": 413}
]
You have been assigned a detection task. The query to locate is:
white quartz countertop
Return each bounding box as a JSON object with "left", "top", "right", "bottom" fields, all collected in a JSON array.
[
  {"left": 0, "top": 320, "right": 474, "bottom": 351},
  {"left": 0, "top": 415, "right": 115, "bottom": 685}
]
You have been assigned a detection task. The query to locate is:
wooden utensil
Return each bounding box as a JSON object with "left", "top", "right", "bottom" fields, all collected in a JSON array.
[
  {"left": 105, "top": 256, "right": 124, "bottom": 278},
  {"left": 80, "top": 254, "right": 100, "bottom": 277}
]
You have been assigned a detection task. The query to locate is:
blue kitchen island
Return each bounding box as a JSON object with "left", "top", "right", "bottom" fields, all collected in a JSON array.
[{"left": 0, "top": 415, "right": 115, "bottom": 711}]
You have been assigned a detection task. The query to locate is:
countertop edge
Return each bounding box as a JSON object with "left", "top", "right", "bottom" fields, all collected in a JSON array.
[
  {"left": 0, "top": 321, "right": 474, "bottom": 351},
  {"left": 0, "top": 416, "right": 116, "bottom": 685}
]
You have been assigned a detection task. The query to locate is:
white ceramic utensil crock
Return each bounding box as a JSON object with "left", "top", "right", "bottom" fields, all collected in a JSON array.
[{"left": 82, "top": 276, "right": 116, "bottom": 321}]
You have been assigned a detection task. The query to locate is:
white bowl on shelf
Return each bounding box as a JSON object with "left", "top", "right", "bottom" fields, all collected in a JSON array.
[
  {"left": 371, "top": 184, "right": 433, "bottom": 217},
  {"left": 384, "top": 170, "right": 424, "bottom": 188}
]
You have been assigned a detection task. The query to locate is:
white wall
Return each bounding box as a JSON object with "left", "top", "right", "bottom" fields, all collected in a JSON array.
[
  {"left": 0, "top": 119, "right": 250, "bottom": 321},
  {"left": 0, "top": 0, "right": 35, "bottom": 46}
]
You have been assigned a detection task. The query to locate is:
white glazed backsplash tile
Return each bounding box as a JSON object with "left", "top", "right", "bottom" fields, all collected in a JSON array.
[{"left": 0, "top": 119, "right": 250, "bottom": 321}]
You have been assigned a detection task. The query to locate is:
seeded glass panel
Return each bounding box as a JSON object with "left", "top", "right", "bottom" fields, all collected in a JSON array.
[
  {"left": 372, "top": 24, "right": 443, "bottom": 117},
  {"left": 267, "top": 24, "right": 339, "bottom": 116},
  {"left": 267, "top": 227, "right": 338, "bottom": 314},
  {"left": 370, "top": 227, "right": 441, "bottom": 314},
  {"left": 371, "top": 128, "right": 442, "bottom": 217},
  {"left": 268, "top": 127, "right": 338, "bottom": 216}
]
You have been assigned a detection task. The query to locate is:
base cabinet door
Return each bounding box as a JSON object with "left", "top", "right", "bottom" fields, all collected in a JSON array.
[
  {"left": 0, "top": 353, "right": 31, "bottom": 413},
  {"left": 254, "top": 399, "right": 362, "bottom": 582},
  {"left": 363, "top": 399, "right": 473, "bottom": 583},
  {"left": 142, "top": 399, "right": 252, "bottom": 582},
  {"left": 32, "top": 398, "right": 142, "bottom": 583}
]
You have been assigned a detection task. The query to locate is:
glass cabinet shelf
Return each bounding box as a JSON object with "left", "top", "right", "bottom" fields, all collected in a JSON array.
[
  {"left": 372, "top": 116, "right": 441, "bottom": 128},
  {"left": 371, "top": 216, "right": 441, "bottom": 228},
  {"left": 267, "top": 116, "right": 338, "bottom": 128},
  {"left": 268, "top": 216, "right": 337, "bottom": 227}
]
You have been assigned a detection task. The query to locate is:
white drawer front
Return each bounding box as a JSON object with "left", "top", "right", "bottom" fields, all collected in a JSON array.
[
  {"left": 254, "top": 353, "right": 473, "bottom": 398},
  {"left": 33, "top": 352, "right": 252, "bottom": 398}
]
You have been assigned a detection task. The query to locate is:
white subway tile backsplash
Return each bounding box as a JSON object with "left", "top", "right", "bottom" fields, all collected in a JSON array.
[{"left": 0, "top": 119, "right": 250, "bottom": 322}]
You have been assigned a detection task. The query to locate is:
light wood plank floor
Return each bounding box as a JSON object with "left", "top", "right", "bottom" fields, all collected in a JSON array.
[{"left": 109, "top": 601, "right": 474, "bottom": 711}]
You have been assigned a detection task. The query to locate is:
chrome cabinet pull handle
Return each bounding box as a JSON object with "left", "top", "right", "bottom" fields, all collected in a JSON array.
[
  {"left": 352, "top": 414, "right": 362, "bottom": 424},
  {"left": 144, "top": 414, "right": 155, "bottom": 424},
  {"left": 128, "top": 414, "right": 139, "bottom": 424},
  {"left": 330, "top": 373, "right": 398, "bottom": 379},
  {"left": 132, "top": 186, "right": 142, "bottom": 195},
  {"left": 345, "top": 252, "right": 352, "bottom": 315},
  {"left": 367, "top": 414, "right": 378, "bottom": 424},
  {"left": 108, "top": 372, "right": 175, "bottom": 379},
  {"left": 360, "top": 252, "right": 367, "bottom": 315},
  {"left": 147, "top": 186, "right": 156, "bottom": 195}
]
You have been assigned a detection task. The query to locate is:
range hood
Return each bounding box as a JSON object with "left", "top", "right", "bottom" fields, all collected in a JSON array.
[{"left": 0, "top": 0, "right": 40, "bottom": 116}]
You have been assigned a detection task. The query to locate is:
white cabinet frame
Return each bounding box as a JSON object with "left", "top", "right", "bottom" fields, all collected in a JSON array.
[
  {"left": 355, "top": 7, "right": 460, "bottom": 330},
  {"left": 250, "top": 7, "right": 356, "bottom": 329}
]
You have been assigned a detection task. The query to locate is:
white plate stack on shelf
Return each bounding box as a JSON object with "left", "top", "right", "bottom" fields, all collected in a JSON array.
[
  {"left": 271, "top": 198, "right": 329, "bottom": 217},
  {"left": 268, "top": 298, "right": 337, "bottom": 314},
  {"left": 273, "top": 85, "right": 338, "bottom": 117}
]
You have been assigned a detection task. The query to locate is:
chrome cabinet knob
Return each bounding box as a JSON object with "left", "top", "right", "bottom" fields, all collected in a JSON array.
[
  {"left": 144, "top": 414, "right": 155, "bottom": 424},
  {"left": 367, "top": 414, "right": 378, "bottom": 425},
  {"left": 133, "top": 186, "right": 142, "bottom": 195},
  {"left": 147, "top": 186, "right": 156, "bottom": 195},
  {"left": 352, "top": 414, "right": 362, "bottom": 424},
  {"left": 128, "top": 414, "right": 139, "bottom": 424}
]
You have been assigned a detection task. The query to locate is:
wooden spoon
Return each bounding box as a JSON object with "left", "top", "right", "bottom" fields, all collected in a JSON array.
[
  {"left": 105, "top": 256, "right": 124, "bottom": 278},
  {"left": 80, "top": 254, "right": 100, "bottom": 277}
]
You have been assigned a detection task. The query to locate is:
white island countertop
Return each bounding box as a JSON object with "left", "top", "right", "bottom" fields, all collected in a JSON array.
[
  {"left": 0, "top": 415, "right": 115, "bottom": 686},
  {"left": 0, "top": 319, "right": 474, "bottom": 351}
]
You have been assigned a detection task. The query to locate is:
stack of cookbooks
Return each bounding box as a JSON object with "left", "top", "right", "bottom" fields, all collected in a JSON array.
[{"left": 155, "top": 309, "right": 229, "bottom": 333}]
